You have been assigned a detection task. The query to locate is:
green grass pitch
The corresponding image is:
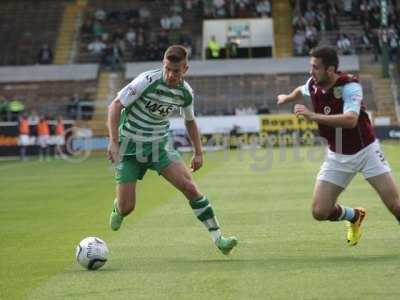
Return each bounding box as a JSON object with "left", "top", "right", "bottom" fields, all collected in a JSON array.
[{"left": 1, "top": 143, "right": 400, "bottom": 300}]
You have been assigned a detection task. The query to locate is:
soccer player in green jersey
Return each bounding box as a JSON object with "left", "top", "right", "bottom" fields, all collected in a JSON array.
[{"left": 107, "top": 45, "right": 237, "bottom": 255}]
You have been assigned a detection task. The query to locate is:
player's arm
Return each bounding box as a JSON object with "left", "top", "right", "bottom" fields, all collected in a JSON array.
[
  {"left": 295, "top": 105, "right": 358, "bottom": 128},
  {"left": 278, "top": 77, "right": 313, "bottom": 105},
  {"left": 277, "top": 86, "right": 304, "bottom": 105},
  {"left": 106, "top": 72, "right": 149, "bottom": 162},
  {"left": 107, "top": 98, "right": 123, "bottom": 163},
  {"left": 294, "top": 82, "right": 362, "bottom": 128},
  {"left": 185, "top": 119, "right": 203, "bottom": 172},
  {"left": 182, "top": 103, "right": 203, "bottom": 172}
]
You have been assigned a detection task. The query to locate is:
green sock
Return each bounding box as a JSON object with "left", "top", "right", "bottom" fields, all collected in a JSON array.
[{"left": 190, "top": 196, "right": 221, "bottom": 243}]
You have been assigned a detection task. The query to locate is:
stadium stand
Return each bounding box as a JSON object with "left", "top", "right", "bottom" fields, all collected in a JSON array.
[
  {"left": 0, "top": 0, "right": 65, "bottom": 65},
  {"left": 0, "top": 65, "right": 98, "bottom": 120}
]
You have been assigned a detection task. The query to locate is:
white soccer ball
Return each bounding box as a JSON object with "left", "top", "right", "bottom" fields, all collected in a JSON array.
[{"left": 75, "top": 237, "right": 109, "bottom": 270}]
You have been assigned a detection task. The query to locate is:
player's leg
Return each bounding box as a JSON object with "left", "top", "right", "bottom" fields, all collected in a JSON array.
[
  {"left": 366, "top": 172, "right": 400, "bottom": 221},
  {"left": 312, "top": 179, "right": 366, "bottom": 246},
  {"left": 160, "top": 160, "right": 237, "bottom": 254},
  {"left": 311, "top": 179, "right": 344, "bottom": 221},
  {"left": 110, "top": 182, "right": 136, "bottom": 231},
  {"left": 316, "top": 151, "right": 368, "bottom": 246},
  {"left": 362, "top": 140, "right": 400, "bottom": 221},
  {"left": 110, "top": 155, "right": 144, "bottom": 231}
]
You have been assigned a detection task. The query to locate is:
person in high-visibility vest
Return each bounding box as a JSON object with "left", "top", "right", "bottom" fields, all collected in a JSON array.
[
  {"left": 207, "top": 36, "right": 220, "bottom": 59},
  {"left": 37, "top": 116, "right": 50, "bottom": 161},
  {"left": 54, "top": 115, "right": 65, "bottom": 158},
  {"left": 18, "top": 114, "right": 30, "bottom": 160}
]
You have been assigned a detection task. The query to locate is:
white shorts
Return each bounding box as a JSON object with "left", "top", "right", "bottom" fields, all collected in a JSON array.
[
  {"left": 317, "top": 140, "right": 391, "bottom": 188},
  {"left": 55, "top": 135, "right": 65, "bottom": 146},
  {"left": 38, "top": 135, "right": 50, "bottom": 148},
  {"left": 19, "top": 134, "right": 30, "bottom": 146}
]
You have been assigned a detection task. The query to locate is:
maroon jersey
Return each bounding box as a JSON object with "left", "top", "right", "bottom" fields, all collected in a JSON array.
[{"left": 306, "top": 73, "right": 375, "bottom": 154}]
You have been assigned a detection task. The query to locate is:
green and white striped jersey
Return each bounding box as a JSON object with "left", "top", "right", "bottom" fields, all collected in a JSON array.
[{"left": 117, "top": 69, "right": 195, "bottom": 156}]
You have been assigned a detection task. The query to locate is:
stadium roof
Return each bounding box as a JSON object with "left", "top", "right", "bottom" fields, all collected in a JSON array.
[{"left": 0, "top": 64, "right": 99, "bottom": 82}]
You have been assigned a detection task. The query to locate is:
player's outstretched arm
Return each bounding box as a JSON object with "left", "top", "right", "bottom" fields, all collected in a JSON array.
[
  {"left": 107, "top": 98, "right": 123, "bottom": 163},
  {"left": 294, "top": 104, "right": 359, "bottom": 128},
  {"left": 185, "top": 119, "right": 203, "bottom": 172},
  {"left": 277, "top": 86, "right": 304, "bottom": 105}
]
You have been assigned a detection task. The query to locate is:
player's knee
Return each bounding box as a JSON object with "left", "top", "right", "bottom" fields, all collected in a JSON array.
[
  {"left": 181, "top": 180, "right": 200, "bottom": 199},
  {"left": 311, "top": 205, "right": 330, "bottom": 221}
]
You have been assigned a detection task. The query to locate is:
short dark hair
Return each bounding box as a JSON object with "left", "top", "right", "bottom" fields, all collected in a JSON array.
[
  {"left": 164, "top": 45, "right": 188, "bottom": 63},
  {"left": 310, "top": 47, "right": 339, "bottom": 71}
]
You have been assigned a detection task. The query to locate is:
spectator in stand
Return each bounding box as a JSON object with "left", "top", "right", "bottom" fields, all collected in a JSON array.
[
  {"left": 305, "top": 22, "right": 318, "bottom": 50},
  {"left": 203, "top": 0, "right": 214, "bottom": 18},
  {"left": 213, "top": 0, "right": 226, "bottom": 18},
  {"left": 170, "top": 12, "right": 183, "bottom": 29},
  {"left": 237, "top": 0, "right": 250, "bottom": 18},
  {"left": 369, "top": 8, "right": 381, "bottom": 29},
  {"left": 225, "top": 37, "right": 239, "bottom": 58},
  {"left": 88, "top": 37, "right": 106, "bottom": 60},
  {"left": 160, "top": 15, "right": 172, "bottom": 31},
  {"left": 207, "top": 36, "right": 221, "bottom": 59},
  {"left": 360, "top": 28, "right": 373, "bottom": 52},
  {"left": 343, "top": 0, "right": 352, "bottom": 17},
  {"left": 293, "top": 12, "right": 307, "bottom": 31},
  {"left": 315, "top": 6, "right": 327, "bottom": 32},
  {"left": 37, "top": 44, "right": 53, "bottom": 64},
  {"left": 388, "top": 25, "right": 399, "bottom": 62},
  {"left": 256, "top": 0, "right": 271, "bottom": 18},
  {"left": 125, "top": 27, "right": 136, "bottom": 47},
  {"left": 94, "top": 8, "right": 106, "bottom": 22},
  {"left": 9, "top": 97, "right": 24, "bottom": 121},
  {"left": 139, "top": 6, "right": 151, "bottom": 21},
  {"left": 80, "top": 18, "right": 94, "bottom": 42},
  {"left": 171, "top": 0, "right": 184, "bottom": 14},
  {"left": 103, "top": 41, "right": 123, "bottom": 71},
  {"left": 359, "top": 0, "right": 369, "bottom": 25},
  {"left": 293, "top": 30, "right": 306, "bottom": 56},
  {"left": 304, "top": 3, "right": 316, "bottom": 25},
  {"left": 337, "top": 33, "right": 353, "bottom": 55},
  {"left": 92, "top": 20, "right": 105, "bottom": 37},
  {"left": 225, "top": 0, "right": 236, "bottom": 18},
  {"left": 68, "top": 93, "right": 81, "bottom": 119}
]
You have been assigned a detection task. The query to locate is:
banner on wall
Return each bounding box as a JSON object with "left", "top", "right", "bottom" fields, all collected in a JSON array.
[{"left": 170, "top": 114, "right": 320, "bottom": 150}]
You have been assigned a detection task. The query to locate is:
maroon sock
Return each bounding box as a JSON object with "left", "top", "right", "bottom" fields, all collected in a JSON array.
[{"left": 328, "top": 205, "right": 343, "bottom": 221}]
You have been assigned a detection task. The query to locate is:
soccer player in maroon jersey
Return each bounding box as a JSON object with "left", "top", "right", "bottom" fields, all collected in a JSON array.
[{"left": 277, "top": 47, "right": 400, "bottom": 246}]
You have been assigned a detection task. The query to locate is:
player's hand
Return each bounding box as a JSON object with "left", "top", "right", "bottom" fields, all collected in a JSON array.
[
  {"left": 294, "top": 104, "right": 314, "bottom": 120},
  {"left": 277, "top": 94, "right": 288, "bottom": 105},
  {"left": 107, "top": 141, "right": 120, "bottom": 163},
  {"left": 190, "top": 153, "right": 203, "bottom": 172}
]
